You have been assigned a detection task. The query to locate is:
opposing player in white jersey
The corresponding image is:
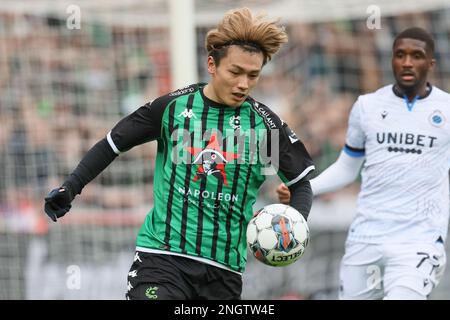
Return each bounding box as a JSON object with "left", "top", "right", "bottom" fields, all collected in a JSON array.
[{"left": 277, "top": 27, "right": 450, "bottom": 299}]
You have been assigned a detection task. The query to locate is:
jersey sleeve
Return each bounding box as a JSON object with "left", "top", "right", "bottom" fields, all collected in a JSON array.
[
  {"left": 344, "top": 97, "right": 366, "bottom": 157},
  {"left": 107, "top": 96, "right": 169, "bottom": 154},
  {"left": 276, "top": 121, "right": 315, "bottom": 187}
]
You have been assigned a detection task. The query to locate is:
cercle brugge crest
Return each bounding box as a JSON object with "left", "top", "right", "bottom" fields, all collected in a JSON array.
[
  {"left": 429, "top": 110, "right": 446, "bottom": 127},
  {"left": 229, "top": 115, "right": 241, "bottom": 130}
]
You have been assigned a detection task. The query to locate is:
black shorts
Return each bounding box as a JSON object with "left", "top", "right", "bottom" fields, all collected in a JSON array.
[{"left": 125, "top": 251, "right": 242, "bottom": 300}]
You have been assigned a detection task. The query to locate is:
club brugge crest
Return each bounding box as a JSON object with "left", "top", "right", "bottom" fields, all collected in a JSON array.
[{"left": 429, "top": 110, "right": 446, "bottom": 127}]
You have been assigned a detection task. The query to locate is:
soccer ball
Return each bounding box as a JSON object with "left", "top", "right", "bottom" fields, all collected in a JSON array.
[{"left": 246, "top": 204, "right": 310, "bottom": 267}]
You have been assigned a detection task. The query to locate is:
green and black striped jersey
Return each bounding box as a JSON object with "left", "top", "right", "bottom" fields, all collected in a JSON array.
[{"left": 107, "top": 83, "right": 315, "bottom": 273}]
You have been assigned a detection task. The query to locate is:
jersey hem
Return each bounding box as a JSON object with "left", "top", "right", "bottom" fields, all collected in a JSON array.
[{"left": 135, "top": 247, "right": 243, "bottom": 276}]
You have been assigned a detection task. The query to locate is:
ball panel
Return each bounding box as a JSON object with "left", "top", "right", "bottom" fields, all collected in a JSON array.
[
  {"left": 263, "top": 203, "right": 288, "bottom": 215},
  {"left": 284, "top": 206, "right": 304, "bottom": 222},
  {"left": 246, "top": 222, "right": 258, "bottom": 244},
  {"left": 292, "top": 221, "right": 309, "bottom": 244},
  {"left": 254, "top": 211, "right": 273, "bottom": 230},
  {"left": 257, "top": 229, "right": 278, "bottom": 250},
  {"left": 254, "top": 247, "right": 267, "bottom": 263}
]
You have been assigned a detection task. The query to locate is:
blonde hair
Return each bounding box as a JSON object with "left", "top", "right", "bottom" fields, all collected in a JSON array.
[{"left": 205, "top": 7, "right": 288, "bottom": 65}]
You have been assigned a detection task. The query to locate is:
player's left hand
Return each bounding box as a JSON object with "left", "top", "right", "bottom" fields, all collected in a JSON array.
[
  {"left": 276, "top": 183, "right": 291, "bottom": 204},
  {"left": 44, "top": 186, "right": 73, "bottom": 222}
]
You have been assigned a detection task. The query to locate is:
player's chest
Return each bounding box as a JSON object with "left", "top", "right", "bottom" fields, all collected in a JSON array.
[
  {"left": 363, "top": 103, "right": 450, "bottom": 151},
  {"left": 168, "top": 109, "right": 267, "bottom": 166}
]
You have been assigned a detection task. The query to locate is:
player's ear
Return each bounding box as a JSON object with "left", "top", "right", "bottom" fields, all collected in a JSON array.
[
  {"left": 429, "top": 58, "right": 436, "bottom": 70},
  {"left": 207, "top": 56, "right": 216, "bottom": 75}
]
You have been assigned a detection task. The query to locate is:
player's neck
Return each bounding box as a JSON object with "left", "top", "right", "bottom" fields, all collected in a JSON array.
[
  {"left": 394, "top": 82, "right": 431, "bottom": 102},
  {"left": 203, "top": 84, "right": 222, "bottom": 105}
]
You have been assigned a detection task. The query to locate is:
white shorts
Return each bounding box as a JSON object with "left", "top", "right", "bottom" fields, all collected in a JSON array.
[{"left": 339, "top": 241, "right": 446, "bottom": 300}]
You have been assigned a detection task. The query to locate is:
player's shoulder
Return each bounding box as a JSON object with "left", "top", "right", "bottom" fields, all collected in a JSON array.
[
  {"left": 144, "top": 83, "right": 201, "bottom": 110},
  {"left": 353, "top": 85, "right": 395, "bottom": 113},
  {"left": 358, "top": 84, "right": 393, "bottom": 101},
  {"left": 429, "top": 85, "right": 450, "bottom": 104},
  {"left": 246, "top": 96, "right": 283, "bottom": 130},
  {"left": 167, "top": 83, "right": 201, "bottom": 98},
  {"left": 156, "top": 83, "right": 201, "bottom": 102}
]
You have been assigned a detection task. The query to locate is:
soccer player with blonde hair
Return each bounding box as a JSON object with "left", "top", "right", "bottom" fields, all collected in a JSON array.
[{"left": 45, "top": 8, "right": 315, "bottom": 300}]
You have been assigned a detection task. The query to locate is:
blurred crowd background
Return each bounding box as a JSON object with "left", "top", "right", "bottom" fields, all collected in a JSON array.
[{"left": 1, "top": 1, "right": 450, "bottom": 299}]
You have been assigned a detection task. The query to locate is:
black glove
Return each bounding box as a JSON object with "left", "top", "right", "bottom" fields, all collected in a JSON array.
[{"left": 44, "top": 185, "right": 75, "bottom": 222}]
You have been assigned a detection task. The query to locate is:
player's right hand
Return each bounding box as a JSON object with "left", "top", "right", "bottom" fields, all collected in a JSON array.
[
  {"left": 44, "top": 187, "right": 73, "bottom": 222},
  {"left": 276, "top": 183, "right": 291, "bottom": 204}
]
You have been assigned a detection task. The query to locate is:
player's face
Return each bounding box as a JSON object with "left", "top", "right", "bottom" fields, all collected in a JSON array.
[
  {"left": 206, "top": 45, "right": 264, "bottom": 107},
  {"left": 392, "top": 38, "right": 435, "bottom": 93}
]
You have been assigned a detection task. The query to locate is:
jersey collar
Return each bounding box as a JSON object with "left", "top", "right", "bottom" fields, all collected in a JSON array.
[
  {"left": 200, "top": 85, "right": 250, "bottom": 110},
  {"left": 392, "top": 82, "right": 433, "bottom": 100},
  {"left": 392, "top": 83, "right": 433, "bottom": 112}
]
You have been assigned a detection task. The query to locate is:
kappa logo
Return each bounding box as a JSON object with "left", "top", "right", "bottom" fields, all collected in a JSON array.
[
  {"left": 128, "top": 270, "right": 138, "bottom": 278},
  {"left": 178, "top": 108, "right": 197, "bottom": 119},
  {"left": 288, "top": 130, "right": 299, "bottom": 144},
  {"left": 284, "top": 123, "right": 299, "bottom": 144},
  {"left": 133, "top": 252, "right": 142, "bottom": 263},
  {"left": 127, "top": 281, "right": 133, "bottom": 292},
  {"left": 381, "top": 110, "right": 388, "bottom": 119}
]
